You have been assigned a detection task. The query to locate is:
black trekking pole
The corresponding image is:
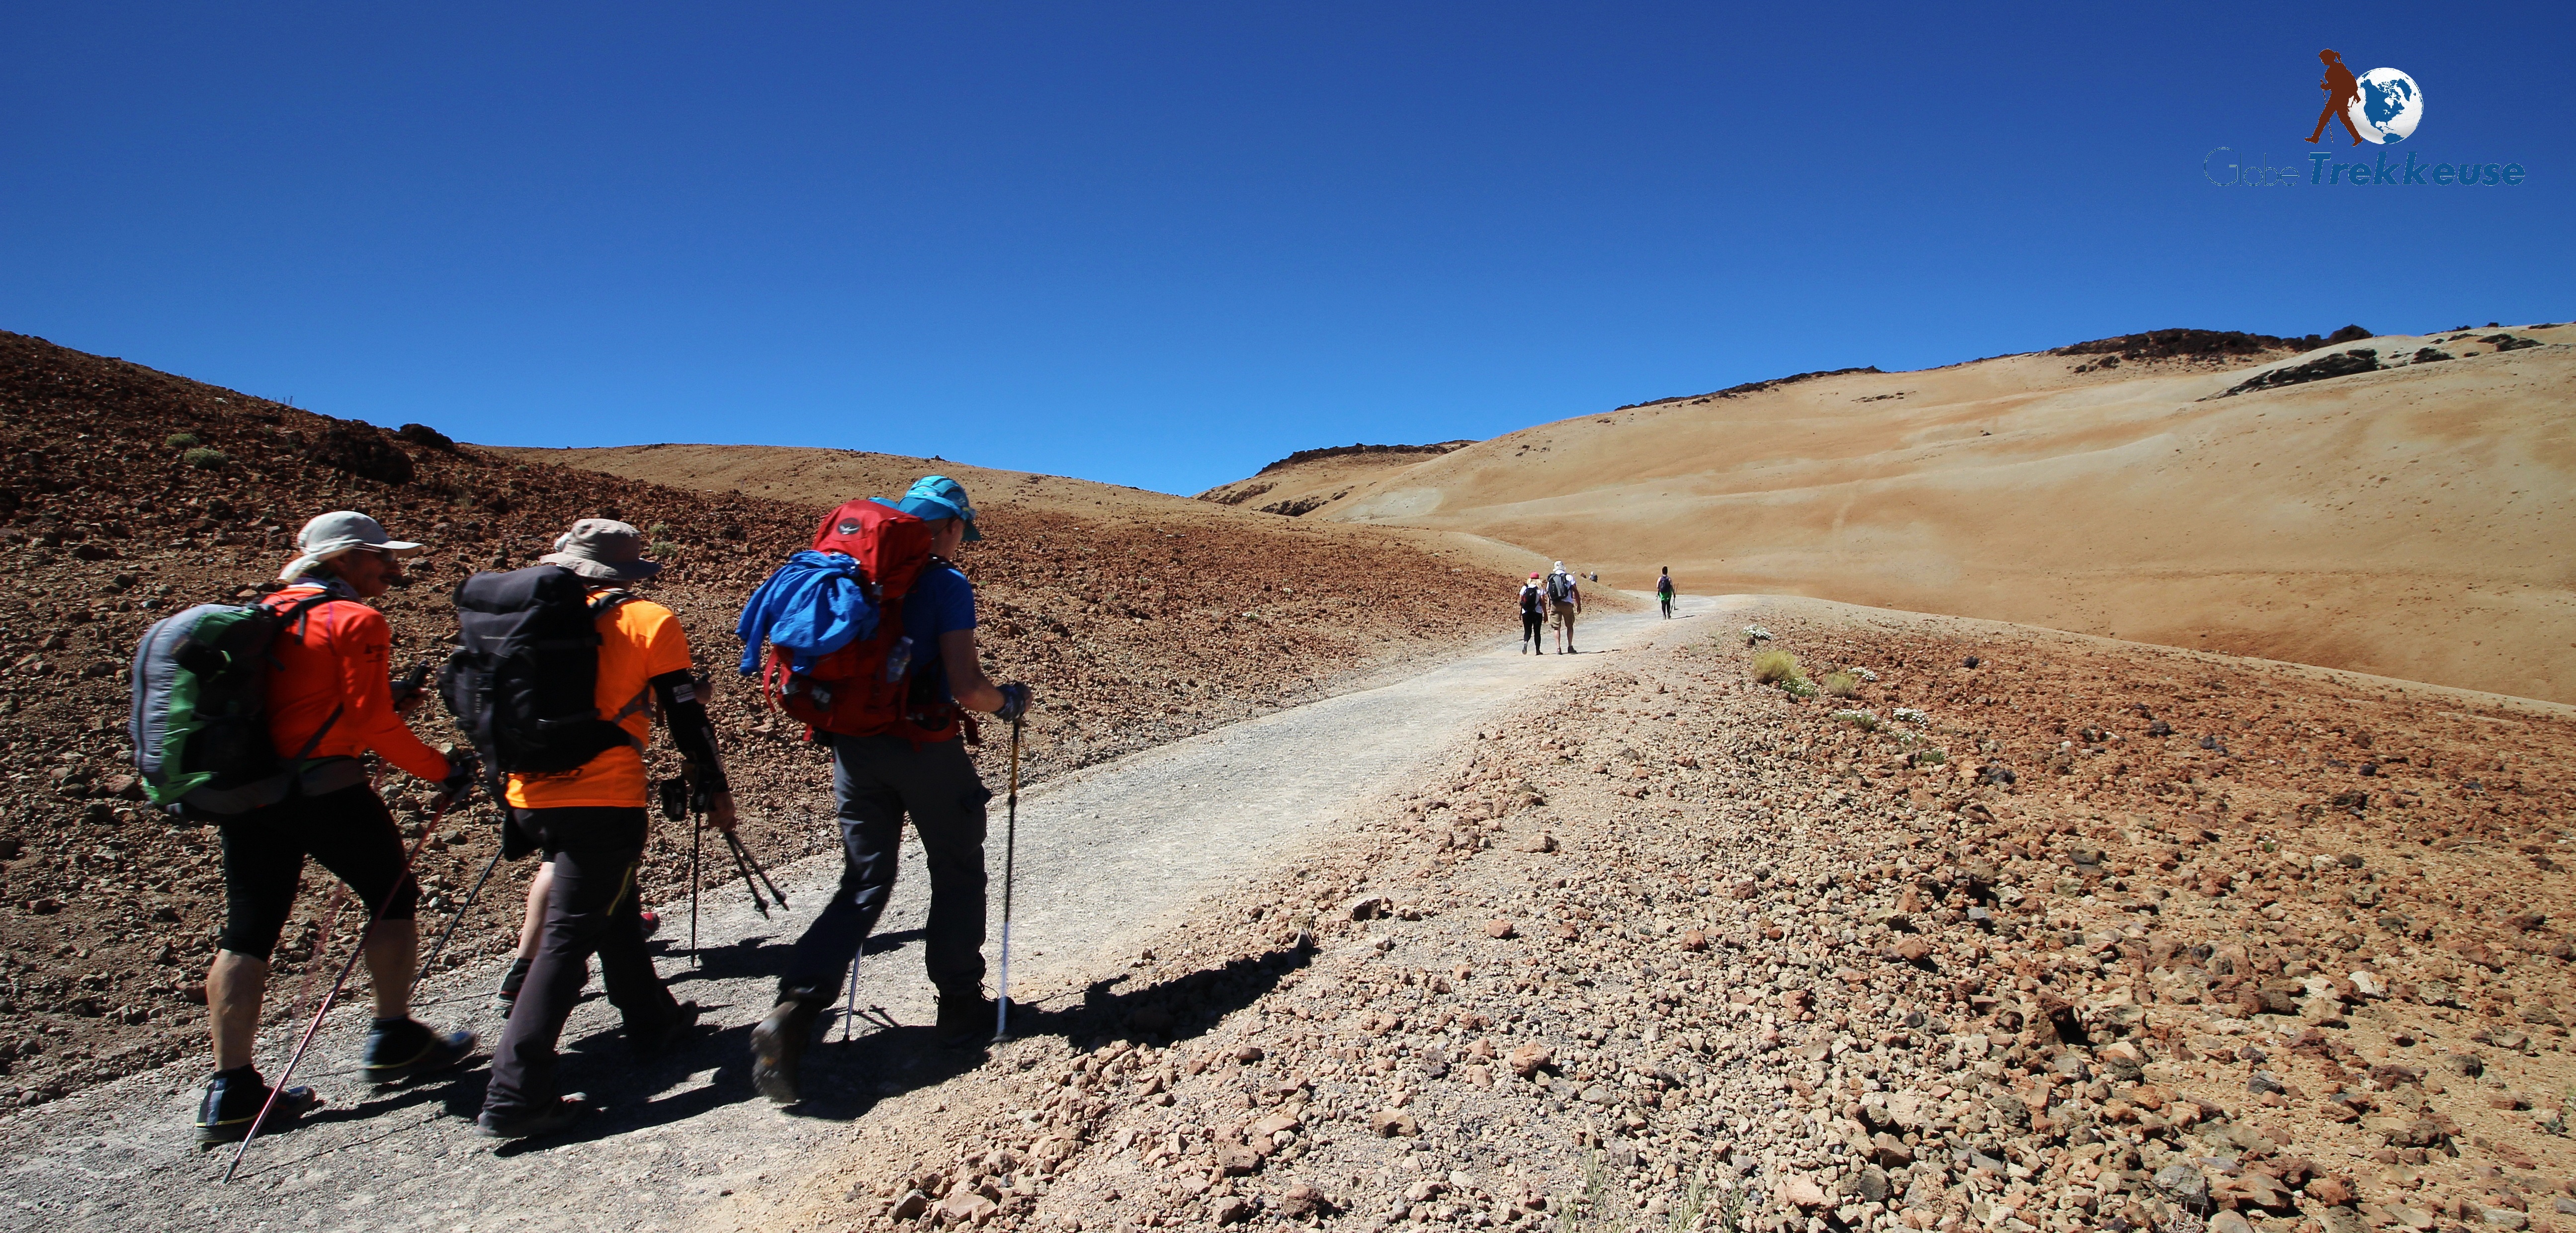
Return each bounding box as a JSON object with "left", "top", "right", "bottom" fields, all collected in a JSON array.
[
  {"left": 722, "top": 828, "right": 789, "bottom": 908},
  {"left": 659, "top": 779, "right": 701, "bottom": 967},
  {"left": 414, "top": 845, "right": 504, "bottom": 985},
  {"left": 718, "top": 828, "right": 772, "bottom": 917},
  {"left": 994, "top": 716, "right": 1022, "bottom": 1042},
  {"left": 225, "top": 796, "right": 451, "bottom": 1183}
]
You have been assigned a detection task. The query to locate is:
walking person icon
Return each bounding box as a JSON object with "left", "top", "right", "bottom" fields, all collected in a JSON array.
[{"left": 2306, "top": 50, "right": 2365, "bottom": 146}]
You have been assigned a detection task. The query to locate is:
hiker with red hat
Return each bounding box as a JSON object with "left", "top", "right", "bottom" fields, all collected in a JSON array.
[
  {"left": 738, "top": 476, "right": 1032, "bottom": 1103},
  {"left": 185, "top": 511, "right": 479, "bottom": 1142}
]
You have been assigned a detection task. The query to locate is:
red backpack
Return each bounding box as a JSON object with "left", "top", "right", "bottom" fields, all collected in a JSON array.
[{"left": 760, "top": 498, "right": 958, "bottom": 742}]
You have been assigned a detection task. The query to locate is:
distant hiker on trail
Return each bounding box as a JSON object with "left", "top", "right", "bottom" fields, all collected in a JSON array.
[
  {"left": 1518, "top": 572, "right": 1546, "bottom": 655},
  {"left": 743, "top": 476, "right": 1033, "bottom": 1103},
  {"left": 163, "top": 511, "right": 478, "bottom": 1143},
  {"left": 2306, "top": 49, "right": 2364, "bottom": 146},
  {"left": 1546, "top": 561, "right": 1582, "bottom": 654},
  {"left": 1657, "top": 567, "right": 1675, "bottom": 619},
  {"left": 459, "top": 519, "right": 727, "bottom": 1139}
]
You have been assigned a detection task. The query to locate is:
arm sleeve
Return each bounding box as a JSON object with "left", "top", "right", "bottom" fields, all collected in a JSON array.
[
  {"left": 332, "top": 606, "right": 451, "bottom": 783},
  {"left": 651, "top": 669, "right": 730, "bottom": 795}
]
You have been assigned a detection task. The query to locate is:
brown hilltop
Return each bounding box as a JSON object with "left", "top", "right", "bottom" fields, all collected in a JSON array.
[{"left": 0, "top": 330, "right": 1519, "bottom": 1108}]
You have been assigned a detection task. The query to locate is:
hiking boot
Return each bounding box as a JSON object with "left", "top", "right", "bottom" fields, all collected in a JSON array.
[
  {"left": 476, "top": 1095, "right": 587, "bottom": 1140},
  {"left": 937, "top": 989, "right": 999, "bottom": 1048},
  {"left": 494, "top": 955, "right": 532, "bottom": 1013},
  {"left": 361, "top": 1018, "right": 477, "bottom": 1086},
  {"left": 632, "top": 1000, "right": 702, "bottom": 1057},
  {"left": 750, "top": 999, "right": 822, "bottom": 1105},
  {"left": 194, "top": 1066, "right": 321, "bottom": 1144}
]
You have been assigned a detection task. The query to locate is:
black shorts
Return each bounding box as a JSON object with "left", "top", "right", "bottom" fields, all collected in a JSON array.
[{"left": 217, "top": 782, "right": 418, "bottom": 961}]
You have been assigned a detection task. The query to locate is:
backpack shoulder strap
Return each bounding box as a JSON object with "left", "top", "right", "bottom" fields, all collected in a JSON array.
[{"left": 587, "top": 589, "right": 635, "bottom": 620}]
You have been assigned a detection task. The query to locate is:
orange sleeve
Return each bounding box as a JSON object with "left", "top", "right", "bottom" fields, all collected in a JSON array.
[{"left": 330, "top": 605, "right": 453, "bottom": 783}]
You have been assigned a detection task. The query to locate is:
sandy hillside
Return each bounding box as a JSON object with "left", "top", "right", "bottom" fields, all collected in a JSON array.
[
  {"left": 501, "top": 442, "right": 1543, "bottom": 585},
  {"left": 1252, "top": 325, "right": 2576, "bottom": 704},
  {"left": 1196, "top": 442, "right": 1476, "bottom": 517}
]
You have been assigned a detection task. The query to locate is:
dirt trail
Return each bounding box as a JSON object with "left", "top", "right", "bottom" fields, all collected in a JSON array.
[{"left": 0, "top": 600, "right": 1715, "bottom": 1232}]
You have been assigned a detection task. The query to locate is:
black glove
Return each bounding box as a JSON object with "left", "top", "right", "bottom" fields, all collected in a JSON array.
[
  {"left": 994, "top": 682, "right": 1032, "bottom": 724},
  {"left": 435, "top": 746, "right": 482, "bottom": 808}
]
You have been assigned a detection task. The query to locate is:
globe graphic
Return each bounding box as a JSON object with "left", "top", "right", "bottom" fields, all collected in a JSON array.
[{"left": 2346, "top": 67, "right": 2423, "bottom": 144}]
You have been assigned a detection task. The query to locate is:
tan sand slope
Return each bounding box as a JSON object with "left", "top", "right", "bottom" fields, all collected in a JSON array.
[
  {"left": 1194, "top": 440, "right": 1474, "bottom": 516},
  {"left": 1288, "top": 325, "right": 2576, "bottom": 702},
  {"left": 500, "top": 441, "right": 1551, "bottom": 585}
]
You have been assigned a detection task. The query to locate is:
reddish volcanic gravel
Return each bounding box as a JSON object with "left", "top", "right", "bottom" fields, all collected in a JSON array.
[{"left": 0, "top": 330, "right": 1516, "bottom": 1110}]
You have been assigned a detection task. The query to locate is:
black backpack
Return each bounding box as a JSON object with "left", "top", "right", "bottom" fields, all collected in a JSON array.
[
  {"left": 440, "top": 566, "right": 633, "bottom": 774},
  {"left": 1519, "top": 584, "right": 1543, "bottom": 616},
  {"left": 1546, "top": 573, "right": 1572, "bottom": 602}
]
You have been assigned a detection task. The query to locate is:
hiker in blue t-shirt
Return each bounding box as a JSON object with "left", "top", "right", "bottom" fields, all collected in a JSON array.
[{"left": 753, "top": 477, "right": 1033, "bottom": 1100}]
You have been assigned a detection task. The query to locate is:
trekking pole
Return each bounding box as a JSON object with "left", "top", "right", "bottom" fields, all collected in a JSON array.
[
  {"left": 723, "top": 828, "right": 789, "bottom": 908},
  {"left": 225, "top": 797, "right": 449, "bottom": 1184},
  {"left": 842, "top": 951, "right": 862, "bottom": 1045},
  {"left": 660, "top": 779, "right": 702, "bottom": 968},
  {"left": 718, "top": 829, "right": 772, "bottom": 918},
  {"left": 414, "top": 845, "right": 504, "bottom": 985},
  {"left": 995, "top": 717, "right": 1021, "bottom": 1041}
]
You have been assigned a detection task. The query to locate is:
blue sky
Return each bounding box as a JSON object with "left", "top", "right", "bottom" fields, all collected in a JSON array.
[{"left": 5, "top": 3, "right": 2569, "bottom": 495}]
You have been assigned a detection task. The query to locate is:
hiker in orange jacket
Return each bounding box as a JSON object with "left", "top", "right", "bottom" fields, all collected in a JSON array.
[{"left": 195, "top": 511, "right": 477, "bottom": 1143}]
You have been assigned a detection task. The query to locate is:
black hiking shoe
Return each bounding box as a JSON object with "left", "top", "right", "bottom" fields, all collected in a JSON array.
[
  {"left": 632, "top": 1000, "right": 702, "bottom": 1057},
  {"left": 750, "top": 1000, "right": 822, "bottom": 1105},
  {"left": 937, "top": 989, "right": 999, "bottom": 1049},
  {"left": 194, "top": 1066, "right": 322, "bottom": 1145},
  {"left": 476, "top": 1095, "right": 587, "bottom": 1140},
  {"left": 361, "top": 1018, "right": 477, "bottom": 1086},
  {"left": 494, "top": 955, "right": 532, "bottom": 1014}
]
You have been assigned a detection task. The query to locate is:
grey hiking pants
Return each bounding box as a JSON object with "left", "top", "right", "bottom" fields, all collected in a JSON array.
[{"left": 778, "top": 733, "right": 992, "bottom": 1006}]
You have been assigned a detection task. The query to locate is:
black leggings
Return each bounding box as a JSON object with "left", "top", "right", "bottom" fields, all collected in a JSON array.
[
  {"left": 1521, "top": 611, "right": 1544, "bottom": 648},
  {"left": 217, "top": 783, "right": 418, "bottom": 961}
]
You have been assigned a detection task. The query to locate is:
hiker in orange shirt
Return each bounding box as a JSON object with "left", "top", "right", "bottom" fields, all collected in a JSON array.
[
  {"left": 195, "top": 511, "right": 478, "bottom": 1143},
  {"left": 474, "top": 519, "right": 728, "bottom": 1138}
]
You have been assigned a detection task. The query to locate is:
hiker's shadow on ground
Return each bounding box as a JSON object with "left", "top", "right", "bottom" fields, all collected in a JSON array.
[
  {"left": 654, "top": 927, "right": 924, "bottom": 993},
  {"left": 779, "top": 943, "right": 1314, "bottom": 1123},
  {"left": 217, "top": 1064, "right": 493, "bottom": 1180}
]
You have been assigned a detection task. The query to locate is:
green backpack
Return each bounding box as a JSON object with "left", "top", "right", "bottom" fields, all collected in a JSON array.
[{"left": 127, "top": 592, "right": 341, "bottom": 818}]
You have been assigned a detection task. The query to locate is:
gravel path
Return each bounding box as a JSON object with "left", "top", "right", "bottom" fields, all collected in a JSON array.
[{"left": 0, "top": 599, "right": 1724, "bottom": 1232}]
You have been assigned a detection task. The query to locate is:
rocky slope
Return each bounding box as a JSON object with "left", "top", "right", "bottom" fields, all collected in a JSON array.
[
  {"left": 718, "top": 599, "right": 2576, "bottom": 1233},
  {"left": 0, "top": 330, "right": 1517, "bottom": 1110}
]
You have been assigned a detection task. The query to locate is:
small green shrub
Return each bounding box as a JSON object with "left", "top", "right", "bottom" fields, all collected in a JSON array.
[
  {"left": 164, "top": 432, "right": 201, "bottom": 449},
  {"left": 1750, "top": 649, "right": 1801, "bottom": 684},
  {"left": 1822, "top": 670, "right": 1860, "bottom": 698},
  {"left": 648, "top": 522, "right": 672, "bottom": 537},
  {"left": 650, "top": 540, "right": 679, "bottom": 557},
  {"left": 1910, "top": 748, "right": 1948, "bottom": 767},
  {"left": 181, "top": 447, "right": 230, "bottom": 469},
  {"left": 1832, "top": 709, "right": 1880, "bottom": 732}
]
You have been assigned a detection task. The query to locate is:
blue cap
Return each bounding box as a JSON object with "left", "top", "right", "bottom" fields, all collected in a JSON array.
[{"left": 895, "top": 475, "right": 982, "bottom": 541}]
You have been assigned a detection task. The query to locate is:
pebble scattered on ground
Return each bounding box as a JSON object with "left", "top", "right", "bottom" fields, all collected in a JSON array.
[
  {"left": 721, "top": 605, "right": 2576, "bottom": 1233},
  {"left": 0, "top": 330, "right": 1516, "bottom": 1110}
]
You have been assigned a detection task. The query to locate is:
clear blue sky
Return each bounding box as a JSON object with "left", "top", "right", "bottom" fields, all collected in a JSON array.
[{"left": 5, "top": 3, "right": 2569, "bottom": 495}]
